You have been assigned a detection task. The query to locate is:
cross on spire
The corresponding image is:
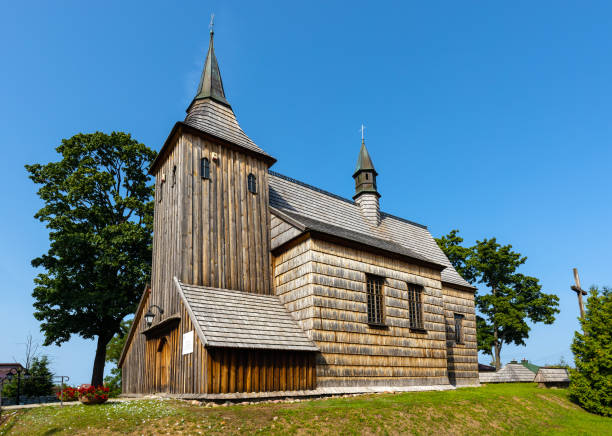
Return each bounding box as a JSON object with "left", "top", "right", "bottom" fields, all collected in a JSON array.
[
  {"left": 360, "top": 124, "right": 365, "bottom": 142},
  {"left": 209, "top": 13, "right": 215, "bottom": 35}
]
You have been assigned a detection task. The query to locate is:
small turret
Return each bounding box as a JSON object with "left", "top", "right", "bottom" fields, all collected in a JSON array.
[{"left": 353, "top": 130, "right": 380, "bottom": 226}]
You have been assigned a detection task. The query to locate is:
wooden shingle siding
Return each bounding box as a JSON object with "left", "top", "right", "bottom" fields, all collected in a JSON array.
[
  {"left": 270, "top": 214, "right": 303, "bottom": 250},
  {"left": 273, "top": 234, "right": 452, "bottom": 388},
  {"left": 269, "top": 172, "right": 473, "bottom": 289},
  {"left": 442, "top": 284, "right": 479, "bottom": 386}
]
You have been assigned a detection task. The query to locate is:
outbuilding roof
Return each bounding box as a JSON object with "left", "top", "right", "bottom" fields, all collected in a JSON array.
[
  {"left": 175, "top": 279, "right": 319, "bottom": 352},
  {"left": 534, "top": 368, "right": 570, "bottom": 383},
  {"left": 268, "top": 172, "right": 474, "bottom": 289},
  {"left": 479, "top": 363, "right": 536, "bottom": 383}
]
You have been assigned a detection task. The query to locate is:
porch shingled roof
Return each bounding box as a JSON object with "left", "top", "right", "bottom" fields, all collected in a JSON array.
[{"left": 176, "top": 279, "right": 319, "bottom": 352}]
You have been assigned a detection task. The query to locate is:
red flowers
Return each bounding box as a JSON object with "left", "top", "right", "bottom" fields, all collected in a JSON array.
[
  {"left": 56, "top": 386, "right": 79, "bottom": 401},
  {"left": 57, "top": 384, "right": 110, "bottom": 404},
  {"left": 77, "top": 385, "right": 110, "bottom": 401}
]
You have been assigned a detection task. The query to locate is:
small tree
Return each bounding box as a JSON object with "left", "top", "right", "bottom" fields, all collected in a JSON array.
[
  {"left": 26, "top": 132, "right": 156, "bottom": 385},
  {"left": 2, "top": 356, "right": 53, "bottom": 400},
  {"left": 23, "top": 356, "right": 54, "bottom": 398},
  {"left": 570, "top": 286, "right": 612, "bottom": 416}
]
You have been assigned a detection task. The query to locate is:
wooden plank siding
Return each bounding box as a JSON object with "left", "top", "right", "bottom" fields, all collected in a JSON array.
[
  {"left": 442, "top": 284, "right": 479, "bottom": 386},
  {"left": 123, "top": 129, "right": 317, "bottom": 396},
  {"left": 273, "top": 227, "right": 453, "bottom": 388},
  {"left": 122, "top": 301, "right": 208, "bottom": 395},
  {"left": 148, "top": 130, "right": 273, "bottom": 322},
  {"left": 206, "top": 348, "right": 316, "bottom": 393}
]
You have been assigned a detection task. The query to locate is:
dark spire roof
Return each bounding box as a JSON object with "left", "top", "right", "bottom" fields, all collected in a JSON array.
[
  {"left": 353, "top": 139, "right": 377, "bottom": 177},
  {"left": 190, "top": 28, "right": 230, "bottom": 108},
  {"left": 352, "top": 137, "right": 380, "bottom": 199}
]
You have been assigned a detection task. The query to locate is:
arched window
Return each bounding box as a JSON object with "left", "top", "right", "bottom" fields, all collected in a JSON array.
[
  {"left": 201, "top": 157, "right": 210, "bottom": 180},
  {"left": 248, "top": 173, "right": 257, "bottom": 194}
]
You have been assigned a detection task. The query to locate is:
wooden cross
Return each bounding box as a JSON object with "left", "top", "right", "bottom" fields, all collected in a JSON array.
[{"left": 571, "top": 267, "right": 587, "bottom": 319}]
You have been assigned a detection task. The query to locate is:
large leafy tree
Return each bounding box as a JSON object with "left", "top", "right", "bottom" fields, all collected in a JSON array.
[
  {"left": 436, "top": 231, "right": 559, "bottom": 369},
  {"left": 570, "top": 286, "right": 612, "bottom": 416},
  {"left": 26, "top": 132, "right": 156, "bottom": 386}
]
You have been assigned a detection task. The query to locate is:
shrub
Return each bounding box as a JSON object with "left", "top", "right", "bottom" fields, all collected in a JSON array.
[{"left": 570, "top": 286, "right": 612, "bottom": 417}]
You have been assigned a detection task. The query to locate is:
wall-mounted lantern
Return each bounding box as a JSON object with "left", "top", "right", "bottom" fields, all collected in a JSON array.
[{"left": 144, "top": 304, "right": 164, "bottom": 328}]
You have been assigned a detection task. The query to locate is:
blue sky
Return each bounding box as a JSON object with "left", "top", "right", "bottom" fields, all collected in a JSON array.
[{"left": 1, "top": 1, "right": 610, "bottom": 384}]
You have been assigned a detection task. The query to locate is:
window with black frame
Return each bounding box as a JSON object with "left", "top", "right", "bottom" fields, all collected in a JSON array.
[
  {"left": 366, "top": 275, "right": 385, "bottom": 326},
  {"left": 201, "top": 157, "right": 210, "bottom": 180},
  {"left": 247, "top": 173, "right": 257, "bottom": 194},
  {"left": 454, "top": 313, "right": 464, "bottom": 344},
  {"left": 407, "top": 284, "right": 424, "bottom": 330}
]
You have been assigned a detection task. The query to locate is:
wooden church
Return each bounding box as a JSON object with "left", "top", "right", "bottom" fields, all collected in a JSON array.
[{"left": 119, "top": 27, "right": 479, "bottom": 397}]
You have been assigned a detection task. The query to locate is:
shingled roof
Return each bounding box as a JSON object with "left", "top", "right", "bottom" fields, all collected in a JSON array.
[
  {"left": 534, "top": 368, "right": 570, "bottom": 383},
  {"left": 268, "top": 172, "right": 474, "bottom": 289},
  {"left": 175, "top": 279, "right": 319, "bottom": 352},
  {"left": 183, "top": 100, "right": 271, "bottom": 159},
  {"left": 479, "top": 363, "right": 536, "bottom": 383}
]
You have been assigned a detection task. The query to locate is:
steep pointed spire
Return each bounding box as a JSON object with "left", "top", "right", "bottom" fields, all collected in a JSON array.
[
  {"left": 354, "top": 139, "right": 377, "bottom": 177},
  {"left": 190, "top": 20, "right": 230, "bottom": 109}
]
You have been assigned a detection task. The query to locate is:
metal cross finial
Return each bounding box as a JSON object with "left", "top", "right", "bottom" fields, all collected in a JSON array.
[
  {"left": 360, "top": 124, "right": 365, "bottom": 142},
  {"left": 209, "top": 13, "right": 215, "bottom": 35}
]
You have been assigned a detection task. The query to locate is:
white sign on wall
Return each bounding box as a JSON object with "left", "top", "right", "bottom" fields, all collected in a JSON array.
[{"left": 182, "top": 330, "right": 194, "bottom": 355}]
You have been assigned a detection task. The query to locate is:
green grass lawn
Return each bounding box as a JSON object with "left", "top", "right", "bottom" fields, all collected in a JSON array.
[{"left": 0, "top": 383, "right": 610, "bottom": 435}]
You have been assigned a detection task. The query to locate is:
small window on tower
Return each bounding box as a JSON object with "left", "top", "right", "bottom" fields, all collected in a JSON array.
[
  {"left": 248, "top": 173, "right": 257, "bottom": 194},
  {"left": 201, "top": 158, "right": 210, "bottom": 180},
  {"left": 172, "top": 165, "right": 177, "bottom": 187}
]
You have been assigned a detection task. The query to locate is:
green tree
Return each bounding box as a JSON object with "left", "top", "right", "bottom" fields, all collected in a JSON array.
[
  {"left": 2, "top": 357, "right": 53, "bottom": 400},
  {"left": 436, "top": 231, "right": 560, "bottom": 369},
  {"left": 570, "top": 286, "right": 612, "bottom": 416},
  {"left": 104, "top": 319, "right": 132, "bottom": 397},
  {"left": 434, "top": 229, "right": 476, "bottom": 283},
  {"left": 26, "top": 132, "right": 156, "bottom": 386},
  {"left": 23, "top": 356, "right": 54, "bottom": 398}
]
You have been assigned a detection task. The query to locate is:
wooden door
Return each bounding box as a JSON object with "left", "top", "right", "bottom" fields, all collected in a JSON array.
[{"left": 157, "top": 338, "right": 170, "bottom": 392}]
